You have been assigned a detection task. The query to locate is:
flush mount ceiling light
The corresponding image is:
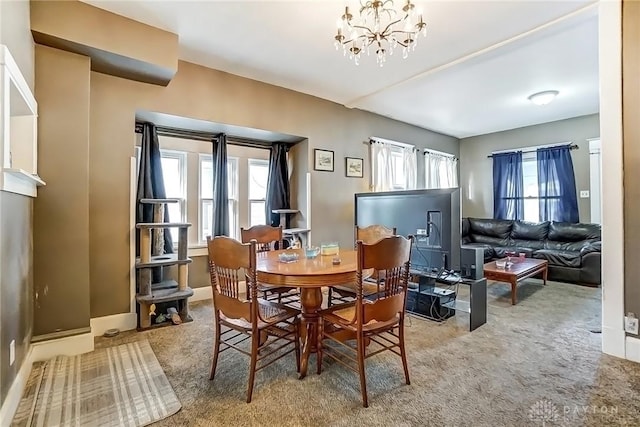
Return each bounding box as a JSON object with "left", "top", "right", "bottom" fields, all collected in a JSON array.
[
  {"left": 334, "top": 0, "right": 427, "bottom": 67},
  {"left": 528, "top": 90, "right": 559, "bottom": 106}
]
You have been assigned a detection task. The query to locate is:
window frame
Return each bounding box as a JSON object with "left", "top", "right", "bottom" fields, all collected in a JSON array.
[
  {"left": 154, "top": 149, "right": 187, "bottom": 246},
  {"left": 198, "top": 154, "right": 239, "bottom": 244},
  {"left": 248, "top": 158, "right": 270, "bottom": 227},
  {"left": 390, "top": 149, "right": 406, "bottom": 191},
  {"left": 521, "top": 152, "right": 540, "bottom": 223}
]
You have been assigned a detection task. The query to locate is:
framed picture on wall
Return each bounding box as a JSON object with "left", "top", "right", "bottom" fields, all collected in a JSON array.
[
  {"left": 345, "top": 157, "right": 364, "bottom": 178},
  {"left": 314, "top": 149, "right": 334, "bottom": 172}
]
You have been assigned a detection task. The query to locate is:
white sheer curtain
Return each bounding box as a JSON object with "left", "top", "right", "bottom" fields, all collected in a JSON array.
[
  {"left": 425, "top": 151, "right": 458, "bottom": 189},
  {"left": 370, "top": 141, "right": 394, "bottom": 192},
  {"left": 402, "top": 146, "right": 417, "bottom": 190}
]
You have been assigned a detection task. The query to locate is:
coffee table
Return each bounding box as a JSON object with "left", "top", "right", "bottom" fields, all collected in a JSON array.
[{"left": 483, "top": 258, "right": 548, "bottom": 305}]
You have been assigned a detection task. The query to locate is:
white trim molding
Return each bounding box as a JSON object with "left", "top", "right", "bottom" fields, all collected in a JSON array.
[
  {"left": 30, "top": 332, "right": 94, "bottom": 363},
  {"left": 90, "top": 313, "right": 137, "bottom": 337},
  {"left": 191, "top": 286, "right": 213, "bottom": 302},
  {"left": 0, "top": 346, "right": 34, "bottom": 427},
  {"left": 599, "top": 0, "right": 626, "bottom": 359},
  {"left": 626, "top": 336, "right": 640, "bottom": 363}
]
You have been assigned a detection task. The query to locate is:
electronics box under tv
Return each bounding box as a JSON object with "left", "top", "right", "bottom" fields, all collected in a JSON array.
[{"left": 406, "top": 286, "right": 456, "bottom": 321}]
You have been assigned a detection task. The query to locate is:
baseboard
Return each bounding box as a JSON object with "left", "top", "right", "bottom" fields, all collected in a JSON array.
[
  {"left": 30, "top": 332, "right": 94, "bottom": 362},
  {"left": 191, "top": 286, "right": 212, "bottom": 302},
  {"left": 0, "top": 346, "right": 34, "bottom": 427},
  {"left": 602, "top": 325, "right": 626, "bottom": 359},
  {"left": 625, "top": 336, "right": 640, "bottom": 363},
  {"left": 90, "top": 312, "right": 137, "bottom": 337}
]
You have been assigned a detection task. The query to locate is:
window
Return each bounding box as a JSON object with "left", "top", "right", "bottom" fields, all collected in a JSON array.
[
  {"left": 521, "top": 153, "right": 540, "bottom": 222},
  {"left": 136, "top": 136, "right": 269, "bottom": 248},
  {"left": 159, "top": 150, "right": 187, "bottom": 243},
  {"left": 248, "top": 159, "right": 269, "bottom": 226},
  {"left": 199, "top": 156, "right": 238, "bottom": 241},
  {"left": 391, "top": 151, "right": 405, "bottom": 190},
  {"left": 370, "top": 140, "right": 417, "bottom": 192},
  {"left": 425, "top": 151, "right": 458, "bottom": 189}
]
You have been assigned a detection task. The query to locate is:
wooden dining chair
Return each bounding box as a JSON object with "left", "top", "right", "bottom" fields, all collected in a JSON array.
[
  {"left": 207, "top": 236, "right": 301, "bottom": 403},
  {"left": 240, "top": 225, "right": 300, "bottom": 306},
  {"left": 327, "top": 225, "right": 397, "bottom": 306},
  {"left": 318, "top": 235, "right": 413, "bottom": 407}
]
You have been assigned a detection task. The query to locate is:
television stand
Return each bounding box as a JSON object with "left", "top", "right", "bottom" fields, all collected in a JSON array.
[{"left": 408, "top": 270, "right": 487, "bottom": 331}]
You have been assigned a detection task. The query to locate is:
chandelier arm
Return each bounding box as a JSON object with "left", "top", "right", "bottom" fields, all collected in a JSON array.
[{"left": 379, "top": 18, "right": 404, "bottom": 37}]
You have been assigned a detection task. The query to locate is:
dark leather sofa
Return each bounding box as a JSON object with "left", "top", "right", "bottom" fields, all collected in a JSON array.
[{"left": 462, "top": 218, "right": 601, "bottom": 286}]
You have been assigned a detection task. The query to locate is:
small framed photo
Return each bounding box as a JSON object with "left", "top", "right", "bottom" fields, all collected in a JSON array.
[
  {"left": 345, "top": 157, "right": 364, "bottom": 178},
  {"left": 314, "top": 149, "right": 334, "bottom": 172}
]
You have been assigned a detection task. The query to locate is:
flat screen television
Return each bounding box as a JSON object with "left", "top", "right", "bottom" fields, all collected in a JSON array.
[{"left": 354, "top": 188, "right": 461, "bottom": 272}]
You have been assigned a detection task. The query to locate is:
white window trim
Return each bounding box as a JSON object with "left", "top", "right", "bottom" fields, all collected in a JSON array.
[
  {"left": 228, "top": 157, "right": 239, "bottom": 240},
  {"left": 248, "top": 158, "right": 269, "bottom": 226},
  {"left": 390, "top": 149, "right": 405, "bottom": 191},
  {"left": 159, "top": 149, "right": 187, "bottom": 248}
]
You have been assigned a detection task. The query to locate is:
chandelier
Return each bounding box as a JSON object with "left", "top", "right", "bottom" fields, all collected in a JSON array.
[{"left": 334, "top": 0, "right": 426, "bottom": 66}]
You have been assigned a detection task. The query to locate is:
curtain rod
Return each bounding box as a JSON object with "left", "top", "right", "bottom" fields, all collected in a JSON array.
[
  {"left": 487, "top": 142, "right": 578, "bottom": 158},
  {"left": 424, "top": 148, "right": 457, "bottom": 159},
  {"left": 135, "top": 122, "right": 282, "bottom": 150},
  {"left": 369, "top": 136, "right": 419, "bottom": 151}
]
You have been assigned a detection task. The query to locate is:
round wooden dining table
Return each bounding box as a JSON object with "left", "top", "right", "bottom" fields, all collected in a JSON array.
[{"left": 256, "top": 248, "right": 358, "bottom": 379}]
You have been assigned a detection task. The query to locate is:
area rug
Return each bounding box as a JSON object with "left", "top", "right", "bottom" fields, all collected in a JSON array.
[{"left": 12, "top": 340, "right": 181, "bottom": 427}]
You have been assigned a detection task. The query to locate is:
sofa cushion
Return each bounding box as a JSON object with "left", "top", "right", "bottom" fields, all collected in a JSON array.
[
  {"left": 511, "top": 238, "right": 546, "bottom": 251},
  {"left": 472, "top": 235, "right": 509, "bottom": 247},
  {"left": 511, "top": 221, "right": 549, "bottom": 240},
  {"left": 533, "top": 249, "right": 581, "bottom": 268},
  {"left": 548, "top": 222, "right": 601, "bottom": 242},
  {"left": 468, "top": 218, "right": 513, "bottom": 239},
  {"left": 494, "top": 246, "right": 534, "bottom": 258}
]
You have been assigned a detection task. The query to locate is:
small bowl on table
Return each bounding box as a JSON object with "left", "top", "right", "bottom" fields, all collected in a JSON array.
[
  {"left": 495, "top": 259, "right": 507, "bottom": 269},
  {"left": 278, "top": 252, "right": 299, "bottom": 263},
  {"left": 305, "top": 246, "right": 320, "bottom": 259}
]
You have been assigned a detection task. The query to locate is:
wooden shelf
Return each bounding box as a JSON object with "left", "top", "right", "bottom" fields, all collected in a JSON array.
[
  {"left": 135, "top": 254, "right": 192, "bottom": 269},
  {"left": 3, "top": 168, "right": 45, "bottom": 185},
  {"left": 136, "top": 286, "right": 194, "bottom": 304},
  {"left": 136, "top": 222, "right": 191, "bottom": 229}
]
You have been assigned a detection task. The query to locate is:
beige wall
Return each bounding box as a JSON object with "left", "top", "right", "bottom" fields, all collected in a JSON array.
[
  {"left": 0, "top": 0, "right": 34, "bottom": 407},
  {"left": 0, "top": 0, "right": 34, "bottom": 90},
  {"left": 459, "top": 114, "right": 600, "bottom": 222},
  {"left": 623, "top": 0, "right": 640, "bottom": 336},
  {"left": 30, "top": 0, "right": 178, "bottom": 85},
  {"left": 33, "top": 45, "right": 91, "bottom": 337},
  {"left": 84, "top": 61, "right": 458, "bottom": 317}
]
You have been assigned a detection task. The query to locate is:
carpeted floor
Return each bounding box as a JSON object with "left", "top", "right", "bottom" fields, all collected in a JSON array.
[{"left": 96, "top": 280, "right": 640, "bottom": 426}]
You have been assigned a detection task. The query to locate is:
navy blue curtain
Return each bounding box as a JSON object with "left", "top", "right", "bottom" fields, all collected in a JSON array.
[
  {"left": 537, "top": 145, "right": 579, "bottom": 223},
  {"left": 265, "top": 142, "right": 290, "bottom": 227},
  {"left": 136, "top": 122, "right": 173, "bottom": 256},
  {"left": 493, "top": 151, "right": 524, "bottom": 220},
  {"left": 212, "top": 133, "right": 229, "bottom": 236}
]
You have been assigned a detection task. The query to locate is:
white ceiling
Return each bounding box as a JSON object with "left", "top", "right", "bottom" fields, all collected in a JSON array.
[{"left": 85, "top": 0, "right": 600, "bottom": 138}]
